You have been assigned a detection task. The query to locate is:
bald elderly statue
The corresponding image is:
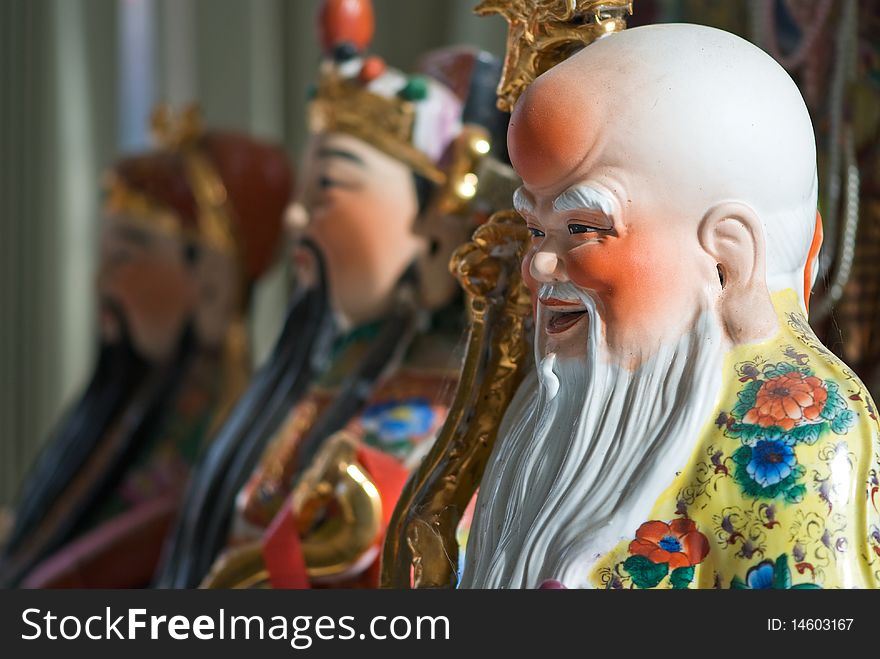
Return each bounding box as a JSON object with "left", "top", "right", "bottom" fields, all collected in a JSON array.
[{"left": 460, "top": 24, "right": 880, "bottom": 590}]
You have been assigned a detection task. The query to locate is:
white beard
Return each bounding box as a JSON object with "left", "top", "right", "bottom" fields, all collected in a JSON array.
[{"left": 460, "top": 282, "right": 724, "bottom": 589}]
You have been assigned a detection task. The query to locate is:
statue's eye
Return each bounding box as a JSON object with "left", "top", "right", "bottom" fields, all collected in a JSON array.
[
  {"left": 528, "top": 227, "right": 545, "bottom": 238},
  {"left": 568, "top": 223, "right": 598, "bottom": 235},
  {"left": 318, "top": 175, "right": 337, "bottom": 190},
  {"left": 318, "top": 174, "right": 360, "bottom": 192}
]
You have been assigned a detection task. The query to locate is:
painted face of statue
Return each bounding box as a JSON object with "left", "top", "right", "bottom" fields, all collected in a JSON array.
[
  {"left": 98, "top": 127, "right": 290, "bottom": 364},
  {"left": 462, "top": 25, "right": 826, "bottom": 589},
  {"left": 97, "top": 209, "right": 244, "bottom": 363},
  {"left": 292, "top": 132, "right": 423, "bottom": 328},
  {"left": 97, "top": 213, "right": 199, "bottom": 361}
]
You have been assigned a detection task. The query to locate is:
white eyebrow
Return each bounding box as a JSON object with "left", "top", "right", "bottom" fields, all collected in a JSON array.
[
  {"left": 512, "top": 187, "right": 536, "bottom": 217},
  {"left": 553, "top": 185, "right": 615, "bottom": 217}
]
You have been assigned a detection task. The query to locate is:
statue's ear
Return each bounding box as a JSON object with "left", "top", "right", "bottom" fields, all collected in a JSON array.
[{"left": 698, "top": 201, "right": 777, "bottom": 345}]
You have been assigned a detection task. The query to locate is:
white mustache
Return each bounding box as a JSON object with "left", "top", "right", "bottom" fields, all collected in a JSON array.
[
  {"left": 534, "top": 281, "right": 602, "bottom": 375},
  {"left": 537, "top": 281, "right": 591, "bottom": 303}
]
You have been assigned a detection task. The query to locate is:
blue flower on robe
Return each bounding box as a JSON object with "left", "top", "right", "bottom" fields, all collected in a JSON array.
[
  {"left": 746, "top": 561, "right": 776, "bottom": 589},
  {"left": 361, "top": 398, "right": 435, "bottom": 445},
  {"left": 746, "top": 437, "right": 797, "bottom": 487},
  {"left": 730, "top": 554, "right": 821, "bottom": 589}
]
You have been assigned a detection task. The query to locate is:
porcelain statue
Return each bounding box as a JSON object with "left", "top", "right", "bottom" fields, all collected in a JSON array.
[{"left": 459, "top": 23, "right": 880, "bottom": 589}]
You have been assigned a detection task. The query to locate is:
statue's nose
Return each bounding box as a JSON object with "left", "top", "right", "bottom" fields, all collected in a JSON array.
[
  {"left": 284, "top": 202, "right": 309, "bottom": 236},
  {"left": 530, "top": 249, "right": 567, "bottom": 283}
]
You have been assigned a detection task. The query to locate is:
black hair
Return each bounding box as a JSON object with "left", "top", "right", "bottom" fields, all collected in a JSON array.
[
  {"left": 412, "top": 172, "right": 435, "bottom": 215},
  {"left": 0, "top": 311, "right": 195, "bottom": 587},
  {"left": 183, "top": 241, "right": 200, "bottom": 266}
]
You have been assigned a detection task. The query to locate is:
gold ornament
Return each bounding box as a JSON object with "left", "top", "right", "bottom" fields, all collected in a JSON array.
[
  {"left": 430, "top": 124, "right": 520, "bottom": 220},
  {"left": 150, "top": 103, "right": 203, "bottom": 149},
  {"left": 475, "top": 0, "right": 632, "bottom": 111},
  {"left": 381, "top": 210, "right": 532, "bottom": 588},
  {"left": 431, "top": 125, "right": 494, "bottom": 216},
  {"left": 200, "top": 430, "right": 384, "bottom": 588},
  {"left": 291, "top": 431, "right": 383, "bottom": 579},
  {"left": 199, "top": 541, "right": 270, "bottom": 589}
]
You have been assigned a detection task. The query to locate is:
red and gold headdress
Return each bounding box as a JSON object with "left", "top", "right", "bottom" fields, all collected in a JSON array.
[
  {"left": 308, "top": 0, "right": 462, "bottom": 185},
  {"left": 104, "top": 105, "right": 292, "bottom": 283}
]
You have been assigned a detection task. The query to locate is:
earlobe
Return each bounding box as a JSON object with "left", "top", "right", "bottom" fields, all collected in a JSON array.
[
  {"left": 698, "top": 201, "right": 764, "bottom": 288},
  {"left": 698, "top": 201, "right": 778, "bottom": 345}
]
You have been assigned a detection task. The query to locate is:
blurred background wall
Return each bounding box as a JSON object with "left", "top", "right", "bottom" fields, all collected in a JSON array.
[{"left": 0, "top": 0, "right": 507, "bottom": 505}]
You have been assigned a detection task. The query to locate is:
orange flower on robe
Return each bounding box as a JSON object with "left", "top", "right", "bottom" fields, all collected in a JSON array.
[
  {"left": 628, "top": 519, "right": 710, "bottom": 568},
  {"left": 743, "top": 372, "right": 827, "bottom": 431}
]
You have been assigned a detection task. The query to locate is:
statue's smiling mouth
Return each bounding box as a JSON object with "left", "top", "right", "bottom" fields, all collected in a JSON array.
[{"left": 540, "top": 297, "right": 588, "bottom": 335}]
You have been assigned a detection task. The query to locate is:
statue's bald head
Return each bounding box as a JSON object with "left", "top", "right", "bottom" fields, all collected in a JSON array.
[{"left": 510, "top": 24, "right": 819, "bottom": 306}]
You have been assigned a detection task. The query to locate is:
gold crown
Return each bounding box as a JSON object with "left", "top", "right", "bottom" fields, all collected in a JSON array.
[
  {"left": 308, "top": 71, "right": 447, "bottom": 185},
  {"left": 475, "top": 0, "right": 633, "bottom": 111},
  {"left": 104, "top": 105, "right": 241, "bottom": 261}
]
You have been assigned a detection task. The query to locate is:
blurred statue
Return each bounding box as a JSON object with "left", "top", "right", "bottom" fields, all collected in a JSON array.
[
  {"left": 164, "top": 0, "right": 514, "bottom": 589},
  {"left": 455, "top": 24, "right": 880, "bottom": 589},
  {"left": 153, "top": 233, "right": 334, "bottom": 588},
  {"left": 0, "top": 109, "right": 291, "bottom": 588}
]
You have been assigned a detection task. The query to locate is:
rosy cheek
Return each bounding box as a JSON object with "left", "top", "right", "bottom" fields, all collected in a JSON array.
[
  {"left": 309, "top": 201, "right": 371, "bottom": 265},
  {"left": 566, "top": 251, "right": 599, "bottom": 291},
  {"left": 565, "top": 241, "right": 622, "bottom": 293},
  {"left": 565, "top": 230, "right": 678, "bottom": 326}
]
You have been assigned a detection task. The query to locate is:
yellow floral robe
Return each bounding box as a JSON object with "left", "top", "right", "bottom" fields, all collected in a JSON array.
[{"left": 590, "top": 290, "right": 880, "bottom": 589}]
